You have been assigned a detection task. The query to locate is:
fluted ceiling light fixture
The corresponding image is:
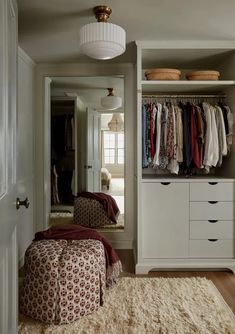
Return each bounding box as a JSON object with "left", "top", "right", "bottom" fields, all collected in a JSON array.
[
  {"left": 101, "top": 88, "right": 122, "bottom": 110},
  {"left": 79, "top": 5, "right": 126, "bottom": 60},
  {"left": 108, "top": 113, "right": 124, "bottom": 132}
]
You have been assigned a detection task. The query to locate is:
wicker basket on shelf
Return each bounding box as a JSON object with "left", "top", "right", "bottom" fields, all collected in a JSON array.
[
  {"left": 186, "top": 70, "right": 220, "bottom": 80},
  {"left": 145, "top": 68, "right": 181, "bottom": 80}
]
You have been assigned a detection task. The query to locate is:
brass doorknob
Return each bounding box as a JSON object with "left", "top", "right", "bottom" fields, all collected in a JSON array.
[{"left": 16, "top": 197, "right": 30, "bottom": 210}]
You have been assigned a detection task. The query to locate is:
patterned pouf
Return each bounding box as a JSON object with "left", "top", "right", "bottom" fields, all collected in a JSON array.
[
  {"left": 74, "top": 197, "right": 112, "bottom": 228},
  {"left": 20, "top": 239, "right": 106, "bottom": 324}
]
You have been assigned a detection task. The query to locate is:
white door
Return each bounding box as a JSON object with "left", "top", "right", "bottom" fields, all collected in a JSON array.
[
  {"left": 17, "top": 50, "right": 35, "bottom": 267},
  {"left": 141, "top": 182, "right": 189, "bottom": 258},
  {"left": 0, "top": 0, "right": 18, "bottom": 333},
  {"left": 86, "top": 109, "right": 101, "bottom": 192},
  {"left": 44, "top": 77, "right": 52, "bottom": 228}
]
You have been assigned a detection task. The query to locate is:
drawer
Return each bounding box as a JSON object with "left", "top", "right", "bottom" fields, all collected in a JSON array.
[
  {"left": 190, "top": 182, "right": 234, "bottom": 201},
  {"left": 190, "top": 220, "right": 234, "bottom": 239},
  {"left": 190, "top": 202, "right": 235, "bottom": 220},
  {"left": 189, "top": 240, "right": 234, "bottom": 258}
]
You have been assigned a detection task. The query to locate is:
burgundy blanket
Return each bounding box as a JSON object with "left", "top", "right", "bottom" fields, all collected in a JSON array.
[
  {"left": 77, "top": 192, "right": 120, "bottom": 223},
  {"left": 34, "top": 224, "right": 122, "bottom": 287}
]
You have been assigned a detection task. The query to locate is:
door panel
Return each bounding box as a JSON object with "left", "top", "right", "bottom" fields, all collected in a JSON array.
[
  {"left": 17, "top": 51, "right": 35, "bottom": 264},
  {"left": 142, "top": 182, "right": 189, "bottom": 258},
  {"left": 0, "top": 0, "right": 6, "bottom": 197},
  {"left": 0, "top": 0, "right": 18, "bottom": 333},
  {"left": 86, "top": 109, "right": 101, "bottom": 192}
]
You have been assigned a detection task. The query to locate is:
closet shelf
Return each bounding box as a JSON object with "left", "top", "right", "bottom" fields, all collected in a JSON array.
[{"left": 141, "top": 80, "right": 235, "bottom": 93}]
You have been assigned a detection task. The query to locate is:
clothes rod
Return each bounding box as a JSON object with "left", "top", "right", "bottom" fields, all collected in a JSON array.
[{"left": 142, "top": 94, "right": 226, "bottom": 98}]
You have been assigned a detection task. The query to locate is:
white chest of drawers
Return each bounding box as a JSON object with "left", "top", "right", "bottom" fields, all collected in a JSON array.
[
  {"left": 136, "top": 178, "right": 235, "bottom": 274},
  {"left": 189, "top": 182, "right": 235, "bottom": 259}
]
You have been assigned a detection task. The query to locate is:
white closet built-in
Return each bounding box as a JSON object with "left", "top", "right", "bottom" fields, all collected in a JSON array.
[{"left": 136, "top": 41, "right": 235, "bottom": 274}]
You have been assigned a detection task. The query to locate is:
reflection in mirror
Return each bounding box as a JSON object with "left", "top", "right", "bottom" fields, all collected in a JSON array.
[{"left": 49, "top": 76, "right": 125, "bottom": 230}]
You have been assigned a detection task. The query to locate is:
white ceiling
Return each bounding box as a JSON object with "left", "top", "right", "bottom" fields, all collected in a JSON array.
[
  {"left": 51, "top": 76, "right": 124, "bottom": 111},
  {"left": 18, "top": 0, "right": 235, "bottom": 63}
]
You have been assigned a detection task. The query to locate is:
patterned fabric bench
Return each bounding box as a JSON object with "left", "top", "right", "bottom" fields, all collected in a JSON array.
[
  {"left": 20, "top": 239, "right": 106, "bottom": 324},
  {"left": 74, "top": 197, "right": 113, "bottom": 227}
]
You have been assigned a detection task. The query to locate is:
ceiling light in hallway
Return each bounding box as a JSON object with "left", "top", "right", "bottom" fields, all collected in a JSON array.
[{"left": 79, "top": 5, "right": 126, "bottom": 60}]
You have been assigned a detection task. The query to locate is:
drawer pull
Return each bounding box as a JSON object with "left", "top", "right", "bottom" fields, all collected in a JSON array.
[
  {"left": 161, "top": 182, "right": 171, "bottom": 185},
  {"left": 208, "top": 239, "right": 218, "bottom": 242},
  {"left": 208, "top": 220, "right": 218, "bottom": 223},
  {"left": 208, "top": 182, "right": 218, "bottom": 185},
  {"left": 208, "top": 201, "right": 218, "bottom": 204}
]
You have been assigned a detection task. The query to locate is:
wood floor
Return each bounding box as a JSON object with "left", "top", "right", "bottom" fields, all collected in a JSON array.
[{"left": 116, "top": 249, "right": 235, "bottom": 314}]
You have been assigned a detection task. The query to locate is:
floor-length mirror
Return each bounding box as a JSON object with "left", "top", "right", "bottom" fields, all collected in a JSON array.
[{"left": 49, "top": 76, "right": 125, "bottom": 229}]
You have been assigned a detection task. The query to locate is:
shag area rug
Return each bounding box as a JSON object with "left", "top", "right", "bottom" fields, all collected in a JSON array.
[{"left": 19, "top": 277, "right": 235, "bottom": 334}]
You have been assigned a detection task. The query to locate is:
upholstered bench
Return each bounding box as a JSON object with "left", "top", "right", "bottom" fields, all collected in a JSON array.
[{"left": 20, "top": 239, "right": 106, "bottom": 324}]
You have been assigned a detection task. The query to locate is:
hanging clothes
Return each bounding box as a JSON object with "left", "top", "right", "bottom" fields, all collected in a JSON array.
[
  {"left": 142, "top": 104, "right": 148, "bottom": 168},
  {"left": 153, "top": 103, "right": 162, "bottom": 167},
  {"left": 167, "top": 104, "right": 179, "bottom": 174},
  {"left": 191, "top": 105, "right": 201, "bottom": 169},
  {"left": 224, "top": 105, "right": 234, "bottom": 151},
  {"left": 195, "top": 106, "right": 206, "bottom": 168},
  {"left": 175, "top": 106, "right": 183, "bottom": 163},
  {"left": 181, "top": 103, "right": 192, "bottom": 168},
  {"left": 142, "top": 98, "right": 233, "bottom": 175},
  {"left": 158, "top": 104, "right": 169, "bottom": 169}
]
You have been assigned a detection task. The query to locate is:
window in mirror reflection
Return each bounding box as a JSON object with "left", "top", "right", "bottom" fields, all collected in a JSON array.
[{"left": 103, "top": 132, "right": 125, "bottom": 165}]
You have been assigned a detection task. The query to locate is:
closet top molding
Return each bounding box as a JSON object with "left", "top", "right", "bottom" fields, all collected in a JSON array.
[{"left": 135, "top": 40, "right": 235, "bottom": 49}]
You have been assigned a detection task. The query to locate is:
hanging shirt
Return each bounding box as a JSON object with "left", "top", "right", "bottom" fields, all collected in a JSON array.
[
  {"left": 146, "top": 104, "right": 152, "bottom": 163},
  {"left": 210, "top": 105, "right": 219, "bottom": 167},
  {"left": 152, "top": 103, "right": 162, "bottom": 167},
  {"left": 195, "top": 106, "right": 206, "bottom": 168},
  {"left": 175, "top": 106, "right": 183, "bottom": 163},
  {"left": 166, "top": 103, "right": 174, "bottom": 160},
  {"left": 159, "top": 104, "right": 168, "bottom": 169},
  {"left": 215, "top": 105, "right": 227, "bottom": 167},
  {"left": 202, "top": 102, "right": 213, "bottom": 170},
  {"left": 224, "top": 105, "right": 233, "bottom": 152},
  {"left": 181, "top": 103, "right": 192, "bottom": 168},
  {"left": 167, "top": 105, "right": 179, "bottom": 174},
  {"left": 219, "top": 103, "right": 229, "bottom": 135},
  {"left": 191, "top": 105, "right": 201, "bottom": 168},
  {"left": 150, "top": 105, "right": 157, "bottom": 160},
  {"left": 142, "top": 104, "right": 148, "bottom": 168}
]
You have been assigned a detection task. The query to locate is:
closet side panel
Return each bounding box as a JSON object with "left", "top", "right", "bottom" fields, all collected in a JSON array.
[{"left": 141, "top": 182, "right": 189, "bottom": 258}]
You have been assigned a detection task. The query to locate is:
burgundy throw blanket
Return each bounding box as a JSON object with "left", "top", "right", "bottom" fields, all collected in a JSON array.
[
  {"left": 77, "top": 192, "right": 120, "bottom": 223},
  {"left": 34, "top": 224, "right": 122, "bottom": 287}
]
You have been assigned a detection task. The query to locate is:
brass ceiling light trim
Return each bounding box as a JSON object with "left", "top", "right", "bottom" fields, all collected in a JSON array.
[
  {"left": 107, "top": 88, "right": 114, "bottom": 96},
  {"left": 94, "top": 6, "right": 112, "bottom": 22}
]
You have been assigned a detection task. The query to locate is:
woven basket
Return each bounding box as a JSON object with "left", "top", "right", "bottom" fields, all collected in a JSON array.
[
  {"left": 186, "top": 70, "right": 220, "bottom": 81},
  {"left": 145, "top": 68, "right": 181, "bottom": 80}
]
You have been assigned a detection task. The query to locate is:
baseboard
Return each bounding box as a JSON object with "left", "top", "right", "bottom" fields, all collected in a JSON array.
[
  {"left": 109, "top": 239, "right": 133, "bottom": 249},
  {"left": 133, "top": 245, "right": 137, "bottom": 265},
  {"left": 135, "top": 259, "right": 235, "bottom": 274}
]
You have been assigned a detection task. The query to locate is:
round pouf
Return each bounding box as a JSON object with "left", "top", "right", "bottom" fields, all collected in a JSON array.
[{"left": 20, "top": 239, "right": 106, "bottom": 324}]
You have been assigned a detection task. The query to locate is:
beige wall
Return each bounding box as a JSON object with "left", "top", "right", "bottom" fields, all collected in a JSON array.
[{"left": 35, "top": 63, "right": 136, "bottom": 249}]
